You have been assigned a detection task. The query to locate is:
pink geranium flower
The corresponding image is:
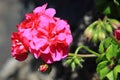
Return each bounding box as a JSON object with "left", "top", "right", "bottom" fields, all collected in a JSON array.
[
  {"left": 11, "top": 32, "right": 29, "bottom": 61},
  {"left": 29, "top": 19, "right": 72, "bottom": 63},
  {"left": 115, "top": 30, "right": 120, "bottom": 42},
  {"left": 11, "top": 3, "right": 73, "bottom": 64}
]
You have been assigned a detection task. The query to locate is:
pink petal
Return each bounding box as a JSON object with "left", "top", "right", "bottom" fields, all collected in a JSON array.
[
  {"left": 30, "top": 38, "right": 48, "bottom": 50},
  {"left": 33, "top": 3, "right": 47, "bottom": 13},
  {"left": 21, "top": 29, "right": 32, "bottom": 40},
  {"left": 57, "top": 33, "right": 66, "bottom": 41},
  {"left": 66, "top": 34, "right": 73, "bottom": 45},
  {"left": 56, "top": 20, "right": 66, "bottom": 32},
  {"left": 39, "top": 16, "right": 49, "bottom": 27},
  {"left": 45, "top": 8, "right": 56, "bottom": 17},
  {"left": 50, "top": 44, "right": 65, "bottom": 61},
  {"left": 51, "top": 50, "right": 62, "bottom": 61}
]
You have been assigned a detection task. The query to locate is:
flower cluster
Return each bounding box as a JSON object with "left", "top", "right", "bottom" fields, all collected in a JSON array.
[{"left": 11, "top": 3, "right": 73, "bottom": 64}]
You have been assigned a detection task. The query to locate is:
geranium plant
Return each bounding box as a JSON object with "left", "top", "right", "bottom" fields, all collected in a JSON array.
[{"left": 11, "top": 1, "right": 120, "bottom": 80}]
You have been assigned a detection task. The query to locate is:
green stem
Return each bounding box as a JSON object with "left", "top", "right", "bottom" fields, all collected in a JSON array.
[
  {"left": 68, "top": 53, "right": 97, "bottom": 58},
  {"left": 74, "top": 45, "right": 100, "bottom": 57}
]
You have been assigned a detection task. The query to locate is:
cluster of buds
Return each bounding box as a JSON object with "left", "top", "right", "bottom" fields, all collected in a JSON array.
[{"left": 84, "top": 17, "right": 120, "bottom": 42}]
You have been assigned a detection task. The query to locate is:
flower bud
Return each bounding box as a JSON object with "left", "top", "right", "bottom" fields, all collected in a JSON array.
[
  {"left": 84, "top": 21, "right": 98, "bottom": 40},
  {"left": 109, "top": 19, "right": 120, "bottom": 29},
  {"left": 92, "top": 30, "right": 98, "bottom": 42},
  {"left": 84, "top": 27, "right": 93, "bottom": 40},
  {"left": 38, "top": 64, "right": 48, "bottom": 72},
  {"left": 114, "top": 30, "right": 120, "bottom": 42},
  {"left": 98, "top": 30, "right": 106, "bottom": 41},
  {"left": 104, "top": 23, "right": 113, "bottom": 33}
]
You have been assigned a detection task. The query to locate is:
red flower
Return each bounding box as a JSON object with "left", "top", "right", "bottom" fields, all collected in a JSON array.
[
  {"left": 11, "top": 3, "right": 73, "bottom": 64},
  {"left": 115, "top": 30, "right": 120, "bottom": 42},
  {"left": 11, "top": 32, "right": 29, "bottom": 61}
]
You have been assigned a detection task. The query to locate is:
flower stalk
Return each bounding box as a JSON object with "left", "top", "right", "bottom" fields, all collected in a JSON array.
[
  {"left": 68, "top": 53, "right": 97, "bottom": 58},
  {"left": 74, "top": 45, "right": 100, "bottom": 57}
]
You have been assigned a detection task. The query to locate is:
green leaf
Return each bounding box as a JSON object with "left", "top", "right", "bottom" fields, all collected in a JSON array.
[
  {"left": 99, "top": 66, "right": 111, "bottom": 79},
  {"left": 103, "top": 5, "right": 111, "bottom": 14},
  {"left": 71, "top": 62, "right": 76, "bottom": 71},
  {"left": 64, "top": 59, "right": 72, "bottom": 65},
  {"left": 104, "top": 37, "right": 112, "bottom": 48},
  {"left": 118, "top": 59, "right": 120, "bottom": 64},
  {"left": 74, "top": 58, "right": 83, "bottom": 68},
  {"left": 99, "top": 41, "right": 104, "bottom": 53},
  {"left": 97, "top": 61, "right": 108, "bottom": 72},
  {"left": 106, "top": 71, "right": 115, "bottom": 80},
  {"left": 96, "top": 53, "right": 105, "bottom": 63},
  {"left": 113, "top": 65, "right": 120, "bottom": 79},
  {"left": 106, "top": 44, "right": 118, "bottom": 61}
]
